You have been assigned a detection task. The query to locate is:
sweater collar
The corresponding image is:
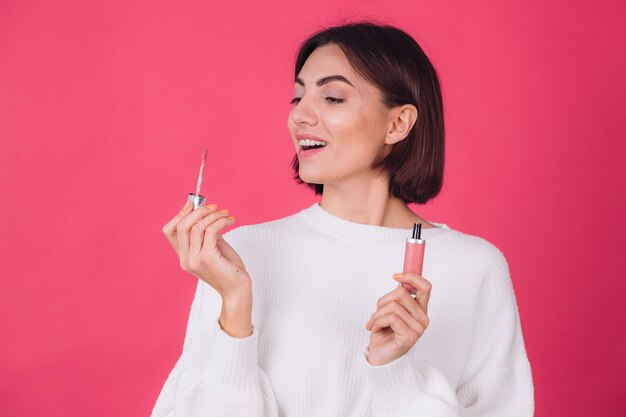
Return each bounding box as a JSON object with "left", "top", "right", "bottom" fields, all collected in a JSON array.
[{"left": 300, "top": 202, "right": 451, "bottom": 245}]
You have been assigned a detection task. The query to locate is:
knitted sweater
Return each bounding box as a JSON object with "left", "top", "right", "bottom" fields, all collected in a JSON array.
[{"left": 151, "top": 202, "right": 534, "bottom": 416}]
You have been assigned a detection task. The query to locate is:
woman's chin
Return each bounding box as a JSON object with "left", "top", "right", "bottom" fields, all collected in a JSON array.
[
  {"left": 298, "top": 171, "right": 326, "bottom": 186},
  {"left": 301, "top": 178, "right": 325, "bottom": 186}
]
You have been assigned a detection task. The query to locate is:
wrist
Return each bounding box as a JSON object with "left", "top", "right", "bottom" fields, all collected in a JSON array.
[
  {"left": 219, "top": 292, "right": 253, "bottom": 338},
  {"left": 221, "top": 281, "right": 253, "bottom": 301}
]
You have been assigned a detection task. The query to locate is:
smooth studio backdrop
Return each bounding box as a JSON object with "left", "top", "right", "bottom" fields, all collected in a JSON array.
[{"left": 1, "top": 1, "right": 624, "bottom": 416}]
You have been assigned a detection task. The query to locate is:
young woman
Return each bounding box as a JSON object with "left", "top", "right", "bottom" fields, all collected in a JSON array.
[{"left": 153, "top": 21, "right": 534, "bottom": 417}]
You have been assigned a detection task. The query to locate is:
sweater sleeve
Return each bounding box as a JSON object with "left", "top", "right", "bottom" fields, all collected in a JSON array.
[
  {"left": 364, "top": 245, "right": 534, "bottom": 417},
  {"left": 151, "top": 232, "right": 280, "bottom": 417}
]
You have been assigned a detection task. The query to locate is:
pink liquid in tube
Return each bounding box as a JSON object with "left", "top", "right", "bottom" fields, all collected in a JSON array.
[{"left": 401, "top": 223, "right": 425, "bottom": 295}]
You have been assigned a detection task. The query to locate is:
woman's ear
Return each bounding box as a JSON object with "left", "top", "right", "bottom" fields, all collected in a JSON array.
[{"left": 385, "top": 104, "right": 418, "bottom": 145}]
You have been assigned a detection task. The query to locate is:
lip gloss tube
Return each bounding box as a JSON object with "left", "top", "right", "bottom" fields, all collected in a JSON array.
[
  {"left": 400, "top": 223, "right": 425, "bottom": 296},
  {"left": 188, "top": 149, "right": 208, "bottom": 210}
]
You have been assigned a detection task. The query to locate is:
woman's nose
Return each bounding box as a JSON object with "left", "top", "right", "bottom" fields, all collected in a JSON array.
[{"left": 290, "top": 97, "right": 318, "bottom": 126}]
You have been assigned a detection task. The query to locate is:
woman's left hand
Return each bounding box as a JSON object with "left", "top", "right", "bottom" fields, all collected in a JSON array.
[{"left": 364, "top": 272, "right": 432, "bottom": 366}]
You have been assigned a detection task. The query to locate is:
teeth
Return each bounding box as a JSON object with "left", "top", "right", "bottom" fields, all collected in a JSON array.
[{"left": 298, "top": 139, "right": 327, "bottom": 147}]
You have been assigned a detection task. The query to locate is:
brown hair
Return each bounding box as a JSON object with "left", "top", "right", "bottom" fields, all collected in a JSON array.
[{"left": 290, "top": 21, "right": 445, "bottom": 204}]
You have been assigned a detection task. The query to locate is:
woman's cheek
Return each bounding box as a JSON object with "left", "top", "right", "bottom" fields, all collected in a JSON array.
[{"left": 325, "top": 110, "right": 359, "bottom": 140}]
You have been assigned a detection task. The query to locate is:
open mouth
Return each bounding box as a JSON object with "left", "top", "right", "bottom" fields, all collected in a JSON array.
[
  {"left": 301, "top": 143, "right": 327, "bottom": 151},
  {"left": 298, "top": 138, "right": 329, "bottom": 151}
]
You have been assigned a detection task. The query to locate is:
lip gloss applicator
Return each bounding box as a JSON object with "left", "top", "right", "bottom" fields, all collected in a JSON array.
[
  {"left": 400, "top": 222, "right": 425, "bottom": 296},
  {"left": 188, "top": 148, "right": 208, "bottom": 210}
]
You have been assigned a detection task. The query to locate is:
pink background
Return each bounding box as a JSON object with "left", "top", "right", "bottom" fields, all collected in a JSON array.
[{"left": 1, "top": 1, "right": 624, "bottom": 415}]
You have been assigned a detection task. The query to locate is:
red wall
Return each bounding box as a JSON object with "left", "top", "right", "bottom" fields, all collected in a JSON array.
[{"left": 1, "top": 1, "right": 624, "bottom": 415}]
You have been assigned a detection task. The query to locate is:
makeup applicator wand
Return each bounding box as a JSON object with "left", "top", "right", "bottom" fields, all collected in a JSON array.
[
  {"left": 188, "top": 148, "right": 208, "bottom": 210},
  {"left": 400, "top": 222, "right": 425, "bottom": 296}
]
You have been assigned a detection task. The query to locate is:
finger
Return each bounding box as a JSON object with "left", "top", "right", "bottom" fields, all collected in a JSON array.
[
  {"left": 393, "top": 272, "right": 432, "bottom": 314},
  {"left": 189, "top": 207, "right": 225, "bottom": 256},
  {"left": 161, "top": 201, "right": 194, "bottom": 251},
  {"left": 201, "top": 214, "right": 236, "bottom": 255},
  {"left": 370, "top": 313, "right": 422, "bottom": 344},
  {"left": 398, "top": 281, "right": 419, "bottom": 296},
  {"left": 366, "top": 300, "right": 423, "bottom": 335},
  {"left": 176, "top": 204, "right": 217, "bottom": 256},
  {"left": 372, "top": 286, "right": 421, "bottom": 326}
]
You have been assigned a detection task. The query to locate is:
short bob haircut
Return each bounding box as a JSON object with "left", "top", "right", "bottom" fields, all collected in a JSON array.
[{"left": 290, "top": 21, "right": 445, "bottom": 205}]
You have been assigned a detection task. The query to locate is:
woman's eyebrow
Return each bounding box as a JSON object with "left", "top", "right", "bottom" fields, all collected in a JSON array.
[{"left": 294, "top": 75, "right": 355, "bottom": 88}]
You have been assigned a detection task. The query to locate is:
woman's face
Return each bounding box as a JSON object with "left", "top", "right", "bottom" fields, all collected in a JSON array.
[{"left": 287, "top": 43, "right": 394, "bottom": 188}]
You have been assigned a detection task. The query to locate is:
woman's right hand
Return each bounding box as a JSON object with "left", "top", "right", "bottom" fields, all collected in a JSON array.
[{"left": 162, "top": 201, "right": 252, "bottom": 300}]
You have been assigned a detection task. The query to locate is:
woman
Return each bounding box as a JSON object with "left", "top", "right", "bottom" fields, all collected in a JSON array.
[{"left": 152, "top": 21, "right": 534, "bottom": 416}]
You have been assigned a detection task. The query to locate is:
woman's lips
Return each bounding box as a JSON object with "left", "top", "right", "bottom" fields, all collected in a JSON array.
[{"left": 295, "top": 132, "right": 328, "bottom": 142}]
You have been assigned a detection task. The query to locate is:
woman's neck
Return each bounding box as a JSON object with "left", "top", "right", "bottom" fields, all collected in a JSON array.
[{"left": 320, "top": 188, "right": 435, "bottom": 229}]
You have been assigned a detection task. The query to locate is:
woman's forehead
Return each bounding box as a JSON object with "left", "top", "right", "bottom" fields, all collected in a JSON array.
[
  {"left": 298, "top": 46, "right": 353, "bottom": 80},
  {"left": 296, "top": 45, "right": 374, "bottom": 93}
]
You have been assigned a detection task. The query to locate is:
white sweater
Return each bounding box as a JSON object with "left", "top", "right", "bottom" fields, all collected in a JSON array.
[{"left": 151, "top": 202, "right": 534, "bottom": 416}]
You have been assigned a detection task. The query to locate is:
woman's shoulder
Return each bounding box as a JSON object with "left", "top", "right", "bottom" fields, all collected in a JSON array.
[
  {"left": 433, "top": 224, "right": 509, "bottom": 269},
  {"left": 221, "top": 209, "right": 303, "bottom": 243}
]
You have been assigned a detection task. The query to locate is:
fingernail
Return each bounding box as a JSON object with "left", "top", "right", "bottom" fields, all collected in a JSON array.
[
  {"left": 226, "top": 216, "right": 235, "bottom": 221},
  {"left": 183, "top": 201, "right": 191, "bottom": 209},
  {"left": 393, "top": 273, "right": 402, "bottom": 280},
  {"left": 218, "top": 209, "right": 229, "bottom": 214},
  {"left": 207, "top": 203, "right": 217, "bottom": 209}
]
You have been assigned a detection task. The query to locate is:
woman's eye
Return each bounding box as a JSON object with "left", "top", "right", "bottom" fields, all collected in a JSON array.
[
  {"left": 290, "top": 96, "right": 344, "bottom": 105},
  {"left": 325, "top": 97, "right": 344, "bottom": 104}
]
